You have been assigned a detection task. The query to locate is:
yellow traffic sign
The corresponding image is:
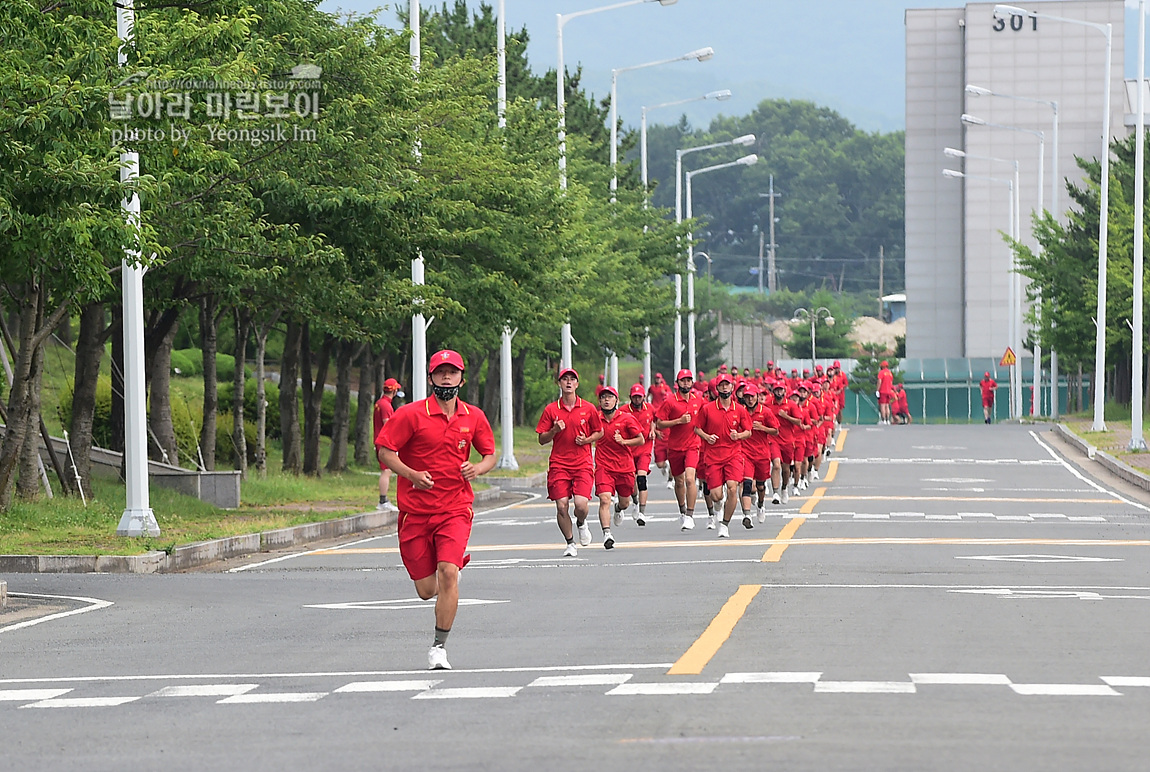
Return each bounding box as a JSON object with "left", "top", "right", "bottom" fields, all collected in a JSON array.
[{"left": 1000, "top": 347, "right": 1016, "bottom": 366}]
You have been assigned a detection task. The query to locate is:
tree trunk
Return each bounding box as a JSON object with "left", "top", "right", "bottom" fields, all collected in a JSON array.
[
  {"left": 199, "top": 295, "right": 219, "bottom": 470},
  {"left": 146, "top": 316, "right": 180, "bottom": 465},
  {"left": 513, "top": 350, "right": 526, "bottom": 426},
  {"left": 16, "top": 342, "right": 46, "bottom": 500},
  {"left": 253, "top": 310, "right": 280, "bottom": 478},
  {"left": 326, "top": 339, "right": 355, "bottom": 473},
  {"left": 109, "top": 306, "right": 125, "bottom": 455},
  {"left": 67, "top": 302, "right": 106, "bottom": 499},
  {"left": 232, "top": 307, "right": 251, "bottom": 477},
  {"left": 279, "top": 317, "right": 302, "bottom": 475},
  {"left": 301, "top": 323, "right": 333, "bottom": 477},
  {"left": 353, "top": 344, "right": 375, "bottom": 466},
  {"left": 466, "top": 351, "right": 484, "bottom": 405},
  {"left": 482, "top": 348, "right": 499, "bottom": 418}
]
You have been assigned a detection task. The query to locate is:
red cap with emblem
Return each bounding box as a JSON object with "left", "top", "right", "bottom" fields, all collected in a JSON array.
[
  {"left": 429, "top": 350, "right": 465, "bottom": 374},
  {"left": 630, "top": 383, "right": 645, "bottom": 397}
]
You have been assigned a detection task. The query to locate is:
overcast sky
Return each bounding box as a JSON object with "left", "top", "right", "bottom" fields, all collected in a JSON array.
[{"left": 316, "top": 1, "right": 1149, "bottom": 134}]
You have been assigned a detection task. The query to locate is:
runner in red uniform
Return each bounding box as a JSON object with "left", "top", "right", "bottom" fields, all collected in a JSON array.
[
  {"left": 373, "top": 377, "right": 403, "bottom": 512},
  {"left": 980, "top": 372, "right": 998, "bottom": 424},
  {"left": 743, "top": 383, "right": 779, "bottom": 521},
  {"left": 594, "top": 387, "right": 644, "bottom": 548},
  {"left": 537, "top": 368, "right": 604, "bottom": 557},
  {"left": 655, "top": 369, "right": 704, "bottom": 531},
  {"left": 377, "top": 350, "right": 496, "bottom": 671},
  {"left": 893, "top": 383, "right": 912, "bottom": 424},
  {"left": 877, "top": 360, "right": 895, "bottom": 425},
  {"left": 623, "top": 383, "right": 656, "bottom": 525},
  {"left": 693, "top": 373, "right": 752, "bottom": 536},
  {"left": 766, "top": 381, "right": 796, "bottom": 504},
  {"left": 648, "top": 374, "right": 673, "bottom": 486}
]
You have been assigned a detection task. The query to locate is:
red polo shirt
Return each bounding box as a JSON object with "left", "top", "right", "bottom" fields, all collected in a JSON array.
[
  {"left": 536, "top": 397, "right": 603, "bottom": 471},
  {"left": 694, "top": 398, "right": 750, "bottom": 462},
  {"left": 595, "top": 410, "right": 642, "bottom": 474},
  {"left": 656, "top": 390, "right": 704, "bottom": 452},
  {"left": 372, "top": 396, "right": 394, "bottom": 448},
  {"left": 746, "top": 402, "right": 778, "bottom": 459},
  {"left": 623, "top": 401, "right": 656, "bottom": 450},
  {"left": 377, "top": 397, "right": 495, "bottom": 516}
]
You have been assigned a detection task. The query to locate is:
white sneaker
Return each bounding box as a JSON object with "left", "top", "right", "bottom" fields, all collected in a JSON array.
[
  {"left": 577, "top": 522, "right": 592, "bottom": 546},
  {"left": 428, "top": 646, "right": 451, "bottom": 670},
  {"left": 812, "top": 469, "right": 820, "bottom": 481},
  {"left": 707, "top": 514, "right": 716, "bottom": 530},
  {"left": 781, "top": 488, "right": 790, "bottom": 504},
  {"left": 603, "top": 531, "right": 615, "bottom": 550},
  {"left": 563, "top": 543, "right": 578, "bottom": 557},
  {"left": 741, "top": 513, "right": 753, "bottom": 529},
  {"left": 756, "top": 506, "right": 766, "bottom": 524},
  {"left": 612, "top": 508, "right": 624, "bottom": 527},
  {"left": 717, "top": 522, "right": 730, "bottom": 538},
  {"left": 635, "top": 509, "right": 647, "bottom": 527},
  {"left": 666, "top": 478, "right": 675, "bottom": 489},
  {"left": 680, "top": 514, "right": 695, "bottom": 531},
  {"left": 772, "top": 491, "right": 781, "bottom": 505}
]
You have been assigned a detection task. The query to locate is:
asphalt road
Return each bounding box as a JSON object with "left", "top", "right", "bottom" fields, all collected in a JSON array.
[{"left": 3, "top": 423, "right": 1150, "bottom": 771}]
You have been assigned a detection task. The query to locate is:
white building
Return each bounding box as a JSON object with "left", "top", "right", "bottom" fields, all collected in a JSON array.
[{"left": 905, "top": 0, "right": 1126, "bottom": 358}]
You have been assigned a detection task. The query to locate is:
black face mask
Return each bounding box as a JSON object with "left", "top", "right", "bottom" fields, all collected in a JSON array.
[
  {"left": 678, "top": 385, "right": 692, "bottom": 394},
  {"left": 432, "top": 384, "right": 460, "bottom": 401},
  {"left": 601, "top": 405, "right": 616, "bottom": 417},
  {"left": 717, "top": 389, "right": 733, "bottom": 401}
]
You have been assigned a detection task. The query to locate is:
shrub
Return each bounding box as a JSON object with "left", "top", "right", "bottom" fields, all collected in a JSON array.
[
  {"left": 169, "top": 348, "right": 204, "bottom": 378},
  {"left": 215, "top": 353, "right": 253, "bottom": 382},
  {"left": 214, "top": 412, "right": 258, "bottom": 467},
  {"left": 218, "top": 378, "right": 281, "bottom": 439},
  {"left": 57, "top": 376, "right": 114, "bottom": 449}
]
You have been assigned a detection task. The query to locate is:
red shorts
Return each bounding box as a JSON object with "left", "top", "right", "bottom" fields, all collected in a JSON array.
[
  {"left": 397, "top": 509, "right": 472, "bottom": 581},
  {"left": 878, "top": 392, "right": 892, "bottom": 405},
  {"left": 633, "top": 443, "right": 653, "bottom": 474},
  {"left": 766, "top": 439, "right": 782, "bottom": 461},
  {"left": 982, "top": 397, "right": 994, "bottom": 409},
  {"left": 667, "top": 447, "right": 699, "bottom": 477},
  {"left": 804, "top": 442, "right": 817, "bottom": 458},
  {"left": 595, "top": 468, "right": 635, "bottom": 498},
  {"left": 653, "top": 438, "right": 669, "bottom": 464},
  {"left": 547, "top": 466, "right": 593, "bottom": 501},
  {"left": 743, "top": 455, "right": 773, "bottom": 482},
  {"left": 703, "top": 455, "right": 745, "bottom": 489},
  {"left": 776, "top": 439, "right": 796, "bottom": 465}
]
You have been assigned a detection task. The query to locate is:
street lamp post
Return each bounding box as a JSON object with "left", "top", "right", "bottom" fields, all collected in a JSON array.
[
  {"left": 994, "top": 4, "right": 1112, "bottom": 431},
  {"left": 674, "top": 134, "right": 755, "bottom": 373},
  {"left": 685, "top": 153, "right": 759, "bottom": 373},
  {"left": 944, "top": 167, "right": 1018, "bottom": 418},
  {"left": 1133, "top": 0, "right": 1148, "bottom": 450},
  {"left": 962, "top": 113, "right": 1044, "bottom": 419},
  {"left": 611, "top": 47, "right": 714, "bottom": 200},
  {"left": 967, "top": 83, "right": 1060, "bottom": 417},
  {"left": 791, "top": 307, "right": 835, "bottom": 371}
]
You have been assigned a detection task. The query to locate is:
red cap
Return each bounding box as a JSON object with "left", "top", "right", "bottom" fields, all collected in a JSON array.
[
  {"left": 676, "top": 369, "right": 694, "bottom": 381},
  {"left": 599, "top": 386, "right": 619, "bottom": 400},
  {"left": 697, "top": 370, "right": 705, "bottom": 379},
  {"left": 383, "top": 377, "right": 402, "bottom": 390},
  {"left": 742, "top": 383, "right": 759, "bottom": 397},
  {"left": 630, "top": 383, "right": 645, "bottom": 397},
  {"left": 984, "top": 372, "right": 991, "bottom": 378},
  {"left": 771, "top": 380, "right": 786, "bottom": 390},
  {"left": 833, "top": 360, "right": 841, "bottom": 367},
  {"left": 716, "top": 373, "right": 734, "bottom": 386},
  {"left": 881, "top": 361, "right": 889, "bottom": 368},
  {"left": 429, "top": 350, "right": 465, "bottom": 374},
  {"left": 767, "top": 361, "right": 774, "bottom": 367},
  {"left": 655, "top": 372, "right": 665, "bottom": 380},
  {"left": 558, "top": 367, "right": 579, "bottom": 381}
]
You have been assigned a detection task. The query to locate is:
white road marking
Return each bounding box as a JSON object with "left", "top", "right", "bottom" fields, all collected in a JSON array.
[
  {"left": 21, "top": 697, "right": 140, "bottom": 708},
  {"left": 837, "top": 457, "right": 1058, "bottom": 465},
  {"left": 910, "top": 673, "right": 1011, "bottom": 685},
  {"left": 150, "top": 685, "right": 258, "bottom": 698},
  {"left": 1009, "top": 684, "right": 1120, "bottom": 697},
  {"left": 890, "top": 512, "right": 925, "bottom": 517},
  {"left": 1101, "top": 676, "right": 1150, "bottom": 687},
  {"left": 923, "top": 478, "right": 990, "bottom": 483},
  {"left": 721, "top": 672, "right": 822, "bottom": 684},
  {"left": 412, "top": 687, "right": 521, "bottom": 700},
  {"left": 528, "top": 674, "right": 632, "bottom": 687},
  {"left": 1069, "top": 516, "right": 1107, "bottom": 523},
  {"left": 1031, "top": 513, "right": 1068, "bottom": 519},
  {"left": 1030, "top": 431, "right": 1150, "bottom": 512},
  {"left": 304, "top": 598, "right": 508, "bottom": 611},
  {"left": 0, "top": 593, "right": 113, "bottom": 635},
  {"left": 218, "top": 692, "right": 328, "bottom": 704},
  {"left": 950, "top": 588, "right": 1150, "bottom": 600},
  {"left": 996, "top": 516, "right": 1034, "bottom": 521},
  {"left": 957, "top": 512, "right": 995, "bottom": 518},
  {"left": 926, "top": 515, "right": 960, "bottom": 520},
  {"left": 607, "top": 683, "right": 718, "bottom": 696},
  {"left": 814, "top": 681, "right": 916, "bottom": 694},
  {"left": 853, "top": 514, "right": 890, "bottom": 520},
  {"left": 956, "top": 555, "right": 1123, "bottom": 564},
  {"left": 0, "top": 689, "right": 72, "bottom": 701},
  {"left": 334, "top": 680, "right": 441, "bottom": 693}
]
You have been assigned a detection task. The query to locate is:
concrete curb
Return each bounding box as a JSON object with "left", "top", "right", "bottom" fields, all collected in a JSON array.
[
  {"left": 0, "top": 486, "right": 511, "bottom": 575},
  {"left": 488, "top": 472, "right": 546, "bottom": 490},
  {"left": 1, "top": 580, "right": 6, "bottom": 609},
  {"left": 1052, "top": 424, "right": 1150, "bottom": 492}
]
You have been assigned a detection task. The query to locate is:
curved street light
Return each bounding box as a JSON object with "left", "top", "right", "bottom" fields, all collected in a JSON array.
[{"left": 791, "top": 307, "right": 835, "bottom": 372}]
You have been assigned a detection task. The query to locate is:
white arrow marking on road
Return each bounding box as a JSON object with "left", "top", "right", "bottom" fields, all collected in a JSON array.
[
  {"left": 922, "top": 478, "right": 991, "bottom": 483},
  {"left": 304, "top": 599, "right": 509, "bottom": 610},
  {"left": 949, "top": 588, "right": 1150, "bottom": 600},
  {"left": 913, "top": 445, "right": 969, "bottom": 450},
  {"left": 956, "top": 554, "right": 1123, "bottom": 563}
]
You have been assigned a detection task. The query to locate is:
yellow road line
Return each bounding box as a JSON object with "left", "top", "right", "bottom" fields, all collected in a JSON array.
[
  {"left": 835, "top": 428, "right": 849, "bottom": 452},
  {"left": 819, "top": 495, "right": 1121, "bottom": 504},
  {"left": 822, "top": 460, "right": 838, "bottom": 483},
  {"left": 799, "top": 486, "right": 826, "bottom": 515},
  {"left": 667, "top": 584, "right": 761, "bottom": 675},
  {"left": 762, "top": 517, "right": 806, "bottom": 562}
]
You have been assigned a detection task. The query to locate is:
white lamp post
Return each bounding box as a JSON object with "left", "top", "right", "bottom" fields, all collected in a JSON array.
[
  {"left": 966, "top": 83, "right": 1060, "bottom": 418},
  {"left": 610, "top": 47, "right": 714, "bottom": 200},
  {"left": 994, "top": 4, "right": 1112, "bottom": 431},
  {"left": 115, "top": 0, "right": 158, "bottom": 537},
  {"left": 791, "top": 307, "right": 835, "bottom": 371},
  {"left": 1133, "top": 0, "right": 1147, "bottom": 450},
  {"left": 674, "top": 133, "right": 755, "bottom": 373},
  {"left": 685, "top": 153, "right": 759, "bottom": 373},
  {"left": 944, "top": 167, "right": 1018, "bottom": 418}
]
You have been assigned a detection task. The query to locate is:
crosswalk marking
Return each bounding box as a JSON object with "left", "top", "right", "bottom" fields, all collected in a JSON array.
[
  {"left": 217, "top": 692, "right": 327, "bottom": 704},
  {"left": 1009, "top": 684, "right": 1120, "bottom": 697},
  {"left": 607, "top": 682, "right": 718, "bottom": 696},
  {"left": 333, "top": 680, "right": 441, "bottom": 693},
  {"left": 22, "top": 697, "right": 140, "bottom": 709},
  {"left": 528, "top": 674, "right": 631, "bottom": 687},
  {"left": 150, "top": 684, "right": 258, "bottom": 698},
  {"left": 721, "top": 672, "right": 821, "bottom": 684},
  {"left": 909, "top": 673, "right": 1011, "bottom": 685},
  {"left": 412, "top": 687, "right": 521, "bottom": 700},
  {"left": 814, "top": 681, "right": 916, "bottom": 694},
  {"left": 0, "top": 689, "right": 72, "bottom": 701}
]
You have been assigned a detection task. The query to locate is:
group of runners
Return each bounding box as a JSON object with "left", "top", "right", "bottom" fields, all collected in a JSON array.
[{"left": 534, "top": 362, "right": 850, "bottom": 554}]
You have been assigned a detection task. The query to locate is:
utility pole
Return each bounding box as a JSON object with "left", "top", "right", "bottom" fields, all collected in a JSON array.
[
  {"left": 757, "top": 229, "right": 765, "bottom": 294},
  {"left": 759, "top": 175, "right": 780, "bottom": 293},
  {"left": 878, "top": 245, "right": 885, "bottom": 320}
]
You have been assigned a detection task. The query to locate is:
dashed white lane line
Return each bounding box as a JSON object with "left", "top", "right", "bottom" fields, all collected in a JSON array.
[
  {"left": 910, "top": 673, "right": 1012, "bottom": 685},
  {"left": 721, "top": 672, "right": 822, "bottom": 684},
  {"left": 1102, "top": 676, "right": 1150, "bottom": 687},
  {"left": 412, "top": 687, "right": 522, "bottom": 700},
  {"left": 814, "top": 681, "right": 917, "bottom": 694},
  {"left": 334, "top": 680, "right": 441, "bottom": 693},
  {"left": 528, "top": 674, "right": 632, "bottom": 688},
  {"left": 22, "top": 697, "right": 140, "bottom": 709},
  {"left": 1009, "top": 684, "right": 1120, "bottom": 697},
  {"left": 0, "top": 689, "right": 72, "bottom": 701},
  {"left": 150, "top": 685, "right": 258, "bottom": 698},
  {"left": 607, "top": 682, "right": 718, "bottom": 696},
  {"left": 218, "top": 692, "right": 328, "bottom": 704}
]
